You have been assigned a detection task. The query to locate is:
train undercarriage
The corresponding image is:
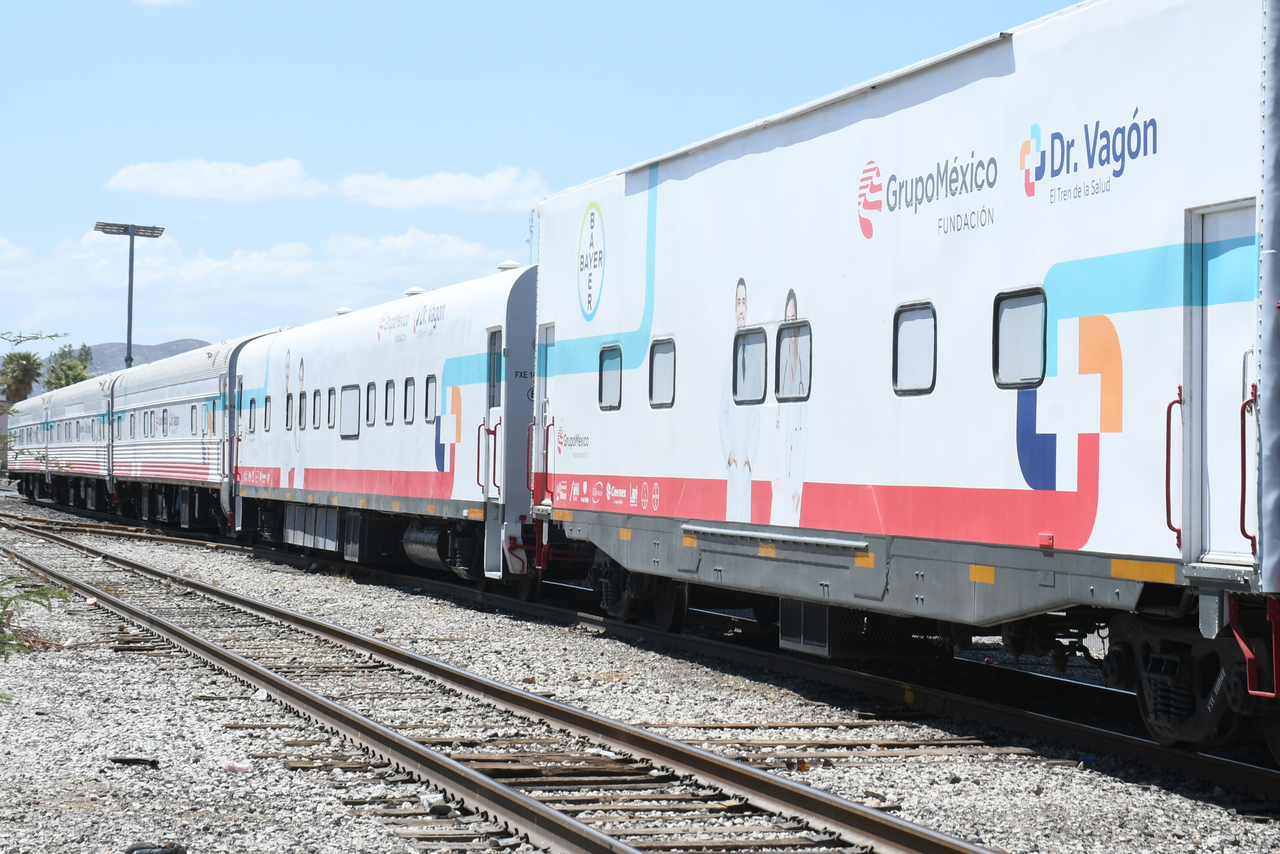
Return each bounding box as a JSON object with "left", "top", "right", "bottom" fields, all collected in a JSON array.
[{"left": 11, "top": 470, "right": 1280, "bottom": 764}]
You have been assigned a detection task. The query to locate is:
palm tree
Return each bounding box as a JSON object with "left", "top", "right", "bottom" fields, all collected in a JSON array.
[
  {"left": 0, "top": 351, "right": 43, "bottom": 402},
  {"left": 45, "top": 359, "right": 89, "bottom": 390}
]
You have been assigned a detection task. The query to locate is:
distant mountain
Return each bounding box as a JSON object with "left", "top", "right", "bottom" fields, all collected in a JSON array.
[
  {"left": 86, "top": 339, "right": 210, "bottom": 373},
  {"left": 28, "top": 338, "right": 209, "bottom": 395}
]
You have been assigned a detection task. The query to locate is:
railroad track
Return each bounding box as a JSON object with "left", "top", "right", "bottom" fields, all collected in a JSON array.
[
  {"left": 0, "top": 518, "right": 986, "bottom": 854},
  {"left": 5, "top": 504, "right": 1280, "bottom": 797}
]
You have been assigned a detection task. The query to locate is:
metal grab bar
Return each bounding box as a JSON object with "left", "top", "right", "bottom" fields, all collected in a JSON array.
[
  {"left": 526, "top": 421, "right": 536, "bottom": 492},
  {"left": 1241, "top": 382, "right": 1258, "bottom": 555},
  {"left": 490, "top": 417, "right": 502, "bottom": 493},
  {"left": 542, "top": 417, "right": 555, "bottom": 502},
  {"left": 1165, "top": 385, "right": 1183, "bottom": 549}
]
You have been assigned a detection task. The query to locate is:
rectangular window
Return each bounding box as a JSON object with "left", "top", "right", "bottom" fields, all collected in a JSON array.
[
  {"left": 384, "top": 380, "right": 395, "bottom": 425},
  {"left": 286, "top": 393, "right": 294, "bottom": 430},
  {"left": 649, "top": 339, "right": 676, "bottom": 408},
  {"left": 894, "top": 303, "right": 937, "bottom": 394},
  {"left": 190, "top": 404, "right": 198, "bottom": 434},
  {"left": 263, "top": 397, "right": 271, "bottom": 431},
  {"left": 775, "top": 322, "right": 812, "bottom": 402},
  {"left": 425, "top": 375, "right": 438, "bottom": 422},
  {"left": 732, "top": 329, "right": 768, "bottom": 404},
  {"left": 487, "top": 330, "right": 503, "bottom": 409},
  {"left": 249, "top": 399, "right": 257, "bottom": 432},
  {"left": 130, "top": 413, "right": 136, "bottom": 439},
  {"left": 994, "top": 290, "right": 1046, "bottom": 388},
  {"left": 312, "top": 389, "right": 321, "bottom": 429},
  {"left": 366, "top": 382, "right": 376, "bottom": 426},
  {"left": 327, "top": 388, "right": 335, "bottom": 428},
  {"left": 599, "top": 345, "right": 623, "bottom": 410},
  {"left": 161, "top": 408, "right": 169, "bottom": 437},
  {"left": 116, "top": 416, "right": 122, "bottom": 439},
  {"left": 298, "top": 391, "right": 307, "bottom": 431},
  {"left": 404, "top": 378, "right": 415, "bottom": 424},
  {"left": 341, "top": 385, "right": 361, "bottom": 438}
]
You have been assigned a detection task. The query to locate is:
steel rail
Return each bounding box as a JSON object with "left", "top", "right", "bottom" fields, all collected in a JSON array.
[
  {"left": 5, "top": 521, "right": 986, "bottom": 854},
  {"left": 15, "top": 504, "right": 1280, "bottom": 792},
  {"left": 0, "top": 541, "right": 643, "bottom": 854}
]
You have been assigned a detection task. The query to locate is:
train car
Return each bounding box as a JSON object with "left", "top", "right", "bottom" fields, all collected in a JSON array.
[
  {"left": 232, "top": 265, "right": 537, "bottom": 584},
  {"left": 532, "top": 0, "right": 1280, "bottom": 755},
  {"left": 7, "top": 376, "right": 112, "bottom": 507}
]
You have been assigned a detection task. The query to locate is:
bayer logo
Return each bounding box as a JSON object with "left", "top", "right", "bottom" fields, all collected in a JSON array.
[{"left": 577, "top": 202, "right": 605, "bottom": 321}]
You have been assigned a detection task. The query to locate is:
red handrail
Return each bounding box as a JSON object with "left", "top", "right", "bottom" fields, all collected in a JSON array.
[
  {"left": 1241, "top": 382, "right": 1258, "bottom": 555},
  {"left": 526, "top": 421, "right": 536, "bottom": 492},
  {"left": 1165, "top": 385, "right": 1183, "bottom": 549},
  {"left": 490, "top": 417, "right": 502, "bottom": 493},
  {"left": 542, "top": 417, "right": 555, "bottom": 502}
]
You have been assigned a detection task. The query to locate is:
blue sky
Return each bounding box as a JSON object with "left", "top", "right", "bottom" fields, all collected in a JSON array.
[{"left": 1, "top": 0, "right": 1073, "bottom": 350}]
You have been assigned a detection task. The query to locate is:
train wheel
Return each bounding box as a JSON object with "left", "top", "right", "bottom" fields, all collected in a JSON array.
[
  {"left": 512, "top": 570, "right": 541, "bottom": 603},
  {"left": 1135, "top": 678, "right": 1190, "bottom": 749},
  {"left": 651, "top": 579, "right": 688, "bottom": 634}
]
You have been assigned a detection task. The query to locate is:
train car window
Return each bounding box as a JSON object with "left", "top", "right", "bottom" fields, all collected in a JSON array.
[
  {"left": 298, "top": 392, "right": 307, "bottom": 431},
  {"left": 312, "top": 390, "right": 321, "bottom": 429},
  {"left": 404, "top": 378, "right": 415, "bottom": 424},
  {"left": 117, "top": 416, "right": 122, "bottom": 439},
  {"left": 262, "top": 397, "right": 270, "bottom": 431},
  {"left": 599, "top": 346, "right": 623, "bottom": 410},
  {"left": 340, "top": 385, "right": 361, "bottom": 438},
  {"left": 248, "top": 399, "right": 256, "bottom": 433},
  {"left": 327, "top": 388, "right": 335, "bottom": 428},
  {"left": 286, "top": 393, "right": 294, "bottom": 430},
  {"left": 162, "top": 408, "right": 169, "bottom": 437},
  {"left": 365, "top": 382, "right": 376, "bottom": 426},
  {"left": 993, "top": 289, "right": 1046, "bottom": 388},
  {"left": 732, "top": 329, "right": 768, "bottom": 404},
  {"left": 130, "top": 413, "right": 135, "bottom": 439},
  {"left": 893, "top": 303, "right": 936, "bottom": 395},
  {"left": 487, "top": 330, "right": 503, "bottom": 409},
  {"left": 190, "top": 404, "right": 197, "bottom": 434},
  {"left": 649, "top": 339, "right": 676, "bottom": 408},
  {"left": 425, "top": 376, "right": 437, "bottom": 422},
  {"left": 385, "top": 380, "right": 396, "bottom": 425},
  {"left": 775, "top": 322, "right": 812, "bottom": 402},
  {"left": 77, "top": 421, "right": 82, "bottom": 441}
]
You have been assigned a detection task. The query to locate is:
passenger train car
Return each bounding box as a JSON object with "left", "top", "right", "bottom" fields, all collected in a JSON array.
[{"left": 7, "top": 0, "right": 1280, "bottom": 759}]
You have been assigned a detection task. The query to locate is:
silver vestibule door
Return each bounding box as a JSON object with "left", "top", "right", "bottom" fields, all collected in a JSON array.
[
  {"left": 1192, "top": 203, "right": 1259, "bottom": 566},
  {"left": 482, "top": 328, "right": 504, "bottom": 578},
  {"left": 534, "top": 323, "right": 555, "bottom": 507}
]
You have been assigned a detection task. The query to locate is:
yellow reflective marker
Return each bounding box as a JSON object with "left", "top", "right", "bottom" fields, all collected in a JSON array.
[
  {"left": 553, "top": 509, "right": 573, "bottom": 521},
  {"left": 854, "top": 551, "right": 875, "bottom": 568},
  {"left": 619, "top": 528, "right": 631, "bottom": 541},
  {"left": 359, "top": 498, "right": 367, "bottom": 508},
  {"left": 759, "top": 542, "right": 776, "bottom": 558},
  {"left": 1111, "top": 559, "right": 1176, "bottom": 584},
  {"left": 969, "top": 564, "right": 995, "bottom": 584},
  {"left": 467, "top": 508, "right": 485, "bottom": 520},
  {"left": 903, "top": 685, "right": 914, "bottom": 705},
  {"left": 392, "top": 501, "right": 400, "bottom": 511},
  {"left": 427, "top": 504, "right": 435, "bottom": 514},
  {"left": 682, "top": 534, "right": 697, "bottom": 548}
]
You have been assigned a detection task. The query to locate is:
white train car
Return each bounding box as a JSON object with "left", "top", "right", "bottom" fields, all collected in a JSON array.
[
  {"left": 532, "top": 0, "right": 1280, "bottom": 752},
  {"left": 7, "top": 377, "right": 114, "bottom": 506},
  {"left": 232, "top": 266, "right": 537, "bottom": 580}
]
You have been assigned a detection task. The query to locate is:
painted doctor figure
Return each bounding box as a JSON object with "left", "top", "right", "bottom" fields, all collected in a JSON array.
[
  {"left": 772, "top": 289, "right": 808, "bottom": 526},
  {"left": 720, "top": 278, "right": 760, "bottom": 522}
]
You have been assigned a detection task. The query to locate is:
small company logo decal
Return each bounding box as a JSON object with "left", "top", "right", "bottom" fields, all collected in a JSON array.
[
  {"left": 1021, "top": 124, "right": 1046, "bottom": 196},
  {"left": 577, "top": 202, "right": 606, "bottom": 321},
  {"left": 857, "top": 161, "right": 882, "bottom": 239},
  {"left": 1022, "top": 109, "right": 1158, "bottom": 204}
]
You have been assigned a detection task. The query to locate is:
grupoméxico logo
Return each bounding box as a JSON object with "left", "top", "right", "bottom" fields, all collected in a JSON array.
[
  {"left": 577, "top": 202, "right": 605, "bottom": 321},
  {"left": 857, "top": 161, "right": 882, "bottom": 239}
]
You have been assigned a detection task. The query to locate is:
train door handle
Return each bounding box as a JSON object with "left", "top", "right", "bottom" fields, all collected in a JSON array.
[
  {"left": 1165, "top": 384, "right": 1183, "bottom": 549},
  {"left": 1241, "top": 382, "right": 1258, "bottom": 555}
]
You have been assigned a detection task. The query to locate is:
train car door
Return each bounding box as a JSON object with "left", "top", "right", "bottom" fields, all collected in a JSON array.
[
  {"left": 1191, "top": 203, "right": 1259, "bottom": 565},
  {"left": 533, "top": 323, "right": 555, "bottom": 506},
  {"left": 482, "top": 328, "right": 504, "bottom": 576}
]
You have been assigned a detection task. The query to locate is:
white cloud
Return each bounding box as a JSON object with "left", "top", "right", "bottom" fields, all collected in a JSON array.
[
  {"left": 337, "top": 166, "right": 546, "bottom": 212},
  {"left": 0, "top": 228, "right": 508, "bottom": 347},
  {"left": 106, "top": 158, "right": 327, "bottom": 201}
]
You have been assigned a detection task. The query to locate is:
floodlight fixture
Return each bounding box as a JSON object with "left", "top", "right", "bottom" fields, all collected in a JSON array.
[{"left": 94, "top": 222, "right": 165, "bottom": 368}]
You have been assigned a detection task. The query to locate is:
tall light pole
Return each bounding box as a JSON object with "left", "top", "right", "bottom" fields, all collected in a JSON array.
[{"left": 95, "top": 222, "right": 164, "bottom": 369}]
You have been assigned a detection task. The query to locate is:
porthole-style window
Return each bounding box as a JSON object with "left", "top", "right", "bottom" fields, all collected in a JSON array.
[
  {"left": 893, "top": 303, "right": 937, "bottom": 395},
  {"left": 775, "top": 322, "right": 812, "bottom": 402},
  {"left": 404, "top": 378, "right": 415, "bottom": 424},
  {"left": 732, "top": 329, "right": 768, "bottom": 404},
  {"left": 649, "top": 339, "right": 675, "bottom": 408},
  {"left": 599, "top": 346, "right": 622, "bottom": 410},
  {"left": 993, "top": 289, "right": 1046, "bottom": 388},
  {"left": 341, "top": 385, "right": 361, "bottom": 438}
]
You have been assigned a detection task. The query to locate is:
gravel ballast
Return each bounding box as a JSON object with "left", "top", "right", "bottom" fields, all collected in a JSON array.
[{"left": 2, "top": 494, "right": 1277, "bottom": 853}]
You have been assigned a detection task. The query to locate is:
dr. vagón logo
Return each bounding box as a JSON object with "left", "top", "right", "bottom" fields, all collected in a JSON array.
[
  {"left": 857, "top": 160, "right": 882, "bottom": 239},
  {"left": 577, "top": 202, "right": 605, "bottom": 321},
  {"left": 1021, "top": 124, "right": 1046, "bottom": 197}
]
